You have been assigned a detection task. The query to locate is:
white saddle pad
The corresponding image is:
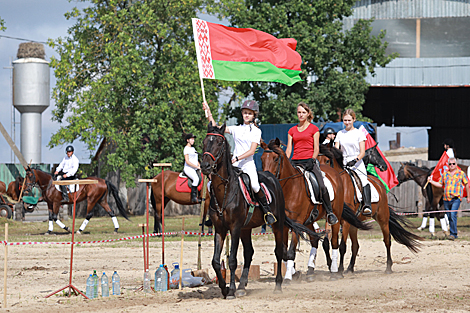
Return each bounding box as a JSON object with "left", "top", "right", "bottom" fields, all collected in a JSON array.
[
  {"left": 352, "top": 178, "right": 379, "bottom": 203},
  {"left": 297, "top": 167, "right": 334, "bottom": 204},
  {"left": 54, "top": 180, "right": 79, "bottom": 193}
]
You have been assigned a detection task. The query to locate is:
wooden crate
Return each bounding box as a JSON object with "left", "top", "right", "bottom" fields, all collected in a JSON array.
[{"left": 225, "top": 265, "right": 260, "bottom": 281}]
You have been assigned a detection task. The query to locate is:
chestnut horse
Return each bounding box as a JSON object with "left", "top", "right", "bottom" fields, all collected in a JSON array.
[
  {"left": 201, "top": 123, "right": 320, "bottom": 299},
  {"left": 318, "top": 145, "right": 422, "bottom": 274},
  {"left": 24, "top": 167, "right": 128, "bottom": 235},
  {"left": 150, "top": 171, "right": 210, "bottom": 234},
  {"left": 260, "top": 138, "right": 371, "bottom": 281}
]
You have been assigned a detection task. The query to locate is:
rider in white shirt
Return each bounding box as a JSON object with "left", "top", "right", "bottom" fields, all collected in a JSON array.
[
  {"left": 183, "top": 133, "right": 201, "bottom": 203},
  {"left": 54, "top": 145, "right": 79, "bottom": 203}
]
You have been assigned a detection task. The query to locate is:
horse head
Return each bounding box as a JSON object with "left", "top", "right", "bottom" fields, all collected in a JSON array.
[
  {"left": 318, "top": 144, "right": 344, "bottom": 170},
  {"left": 396, "top": 162, "right": 414, "bottom": 185},
  {"left": 260, "top": 138, "right": 287, "bottom": 179},
  {"left": 201, "top": 123, "right": 228, "bottom": 176},
  {"left": 364, "top": 144, "right": 388, "bottom": 172}
]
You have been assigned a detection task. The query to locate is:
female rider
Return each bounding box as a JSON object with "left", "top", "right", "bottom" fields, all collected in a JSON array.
[
  {"left": 202, "top": 100, "right": 276, "bottom": 225},
  {"left": 183, "top": 133, "right": 201, "bottom": 203},
  {"left": 285, "top": 102, "right": 338, "bottom": 225},
  {"left": 334, "top": 109, "right": 372, "bottom": 215}
]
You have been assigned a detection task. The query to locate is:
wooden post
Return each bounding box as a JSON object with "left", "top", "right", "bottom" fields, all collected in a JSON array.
[
  {"left": 153, "top": 163, "right": 172, "bottom": 265},
  {"left": 179, "top": 217, "right": 185, "bottom": 290},
  {"left": 3, "top": 223, "right": 8, "bottom": 308},
  {"left": 197, "top": 175, "right": 208, "bottom": 270},
  {"left": 416, "top": 18, "right": 421, "bottom": 59}
]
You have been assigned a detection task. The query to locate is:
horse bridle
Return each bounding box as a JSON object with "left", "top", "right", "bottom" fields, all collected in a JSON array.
[{"left": 264, "top": 148, "right": 303, "bottom": 181}]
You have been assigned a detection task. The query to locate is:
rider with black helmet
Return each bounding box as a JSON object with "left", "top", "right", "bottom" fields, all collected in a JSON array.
[
  {"left": 322, "top": 127, "right": 336, "bottom": 145},
  {"left": 54, "top": 145, "right": 79, "bottom": 203}
]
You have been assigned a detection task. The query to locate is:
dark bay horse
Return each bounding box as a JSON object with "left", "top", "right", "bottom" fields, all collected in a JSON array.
[
  {"left": 150, "top": 171, "right": 210, "bottom": 234},
  {"left": 318, "top": 145, "right": 422, "bottom": 274},
  {"left": 24, "top": 168, "right": 128, "bottom": 235},
  {"left": 201, "top": 123, "right": 321, "bottom": 299},
  {"left": 363, "top": 143, "right": 388, "bottom": 172},
  {"left": 260, "top": 138, "right": 370, "bottom": 281}
]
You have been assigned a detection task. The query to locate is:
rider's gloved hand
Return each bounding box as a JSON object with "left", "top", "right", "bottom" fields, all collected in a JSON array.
[{"left": 346, "top": 159, "right": 358, "bottom": 167}]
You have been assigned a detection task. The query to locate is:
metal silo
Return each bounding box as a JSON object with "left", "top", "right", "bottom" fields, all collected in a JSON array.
[{"left": 13, "top": 43, "right": 50, "bottom": 164}]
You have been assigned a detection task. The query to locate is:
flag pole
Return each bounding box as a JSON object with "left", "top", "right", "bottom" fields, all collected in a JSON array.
[{"left": 200, "top": 77, "right": 208, "bottom": 117}]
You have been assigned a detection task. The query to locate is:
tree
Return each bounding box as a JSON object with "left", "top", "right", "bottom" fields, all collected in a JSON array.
[
  {"left": 49, "top": 0, "right": 226, "bottom": 186},
  {"left": 211, "top": 0, "right": 395, "bottom": 124},
  {"left": 0, "top": 17, "right": 6, "bottom": 31}
]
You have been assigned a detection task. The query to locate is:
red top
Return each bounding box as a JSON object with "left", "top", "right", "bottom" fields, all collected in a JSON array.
[{"left": 288, "top": 124, "right": 319, "bottom": 160}]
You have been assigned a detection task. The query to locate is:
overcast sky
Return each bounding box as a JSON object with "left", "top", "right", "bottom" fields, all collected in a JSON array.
[{"left": 0, "top": 1, "right": 429, "bottom": 165}]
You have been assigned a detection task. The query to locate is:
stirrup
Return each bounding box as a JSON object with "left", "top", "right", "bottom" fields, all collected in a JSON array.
[
  {"left": 362, "top": 206, "right": 372, "bottom": 216},
  {"left": 264, "top": 212, "right": 277, "bottom": 225},
  {"left": 327, "top": 213, "right": 338, "bottom": 225},
  {"left": 61, "top": 197, "right": 69, "bottom": 204}
]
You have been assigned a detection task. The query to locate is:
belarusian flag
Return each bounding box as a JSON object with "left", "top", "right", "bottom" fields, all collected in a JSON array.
[
  {"left": 359, "top": 125, "right": 398, "bottom": 192},
  {"left": 192, "top": 18, "right": 302, "bottom": 86}
]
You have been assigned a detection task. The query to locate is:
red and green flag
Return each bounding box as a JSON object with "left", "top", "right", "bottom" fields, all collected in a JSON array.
[
  {"left": 192, "top": 18, "right": 303, "bottom": 86},
  {"left": 359, "top": 126, "right": 399, "bottom": 193}
]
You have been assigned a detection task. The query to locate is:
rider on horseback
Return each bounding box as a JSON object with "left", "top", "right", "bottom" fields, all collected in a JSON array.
[
  {"left": 183, "top": 133, "right": 201, "bottom": 203},
  {"left": 54, "top": 145, "right": 79, "bottom": 203},
  {"left": 334, "top": 109, "right": 372, "bottom": 215},
  {"left": 203, "top": 100, "right": 276, "bottom": 225},
  {"left": 285, "top": 102, "right": 338, "bottom": 226}
]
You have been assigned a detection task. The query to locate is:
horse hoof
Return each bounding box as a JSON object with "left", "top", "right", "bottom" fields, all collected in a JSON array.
[
  {"left": 385, "top": 269, "right": 393, "bottom": 274},
  {"left": 273, "top": 288, "right": 282, "bottom": 294},
  {"left": 235, "top": 290, "right": 246, "bottom": 297},
  {"left": 76, "top": 230, "right": 81, "bottom": 235},
  {"left": 330, "top": 272, "right": 342, "bottom": 281},
  {"left": 292, "top": 271, "right": 302, "bottom": 281},
  {"left": 226, "top": 295, "right": 236, "bottom": 300},
  {"left": 306, "top": 275, "right": 315, "bottom": 283},
  {"left": 44, "top": 231, "right": 51, "bottom": 236},
  {"left": 283, "top": 278, "right": 291, "bottom": 286},
  {"left": 114, "top": 231, "right": 118, "bottom": 235}
]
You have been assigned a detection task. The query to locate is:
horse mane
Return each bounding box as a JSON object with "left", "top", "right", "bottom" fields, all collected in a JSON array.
[
  {"left": 267, "top": 139, "right": 286, "bottom": 156},
  {"left": 319, "top": 144, "right": 344, "bottom": 169}
]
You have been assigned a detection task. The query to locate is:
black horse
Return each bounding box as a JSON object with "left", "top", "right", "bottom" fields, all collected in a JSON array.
[
  {"left": 201, "top": 123, "right": 321, "bottom": 299},
  {"left": 363, "top": 143, "right": 388, "bottom": 172}
]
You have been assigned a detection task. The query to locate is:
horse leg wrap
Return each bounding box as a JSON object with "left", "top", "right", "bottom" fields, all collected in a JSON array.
[
  {"left": 79, "top": 219, "right": 90, "bottom": 232},
  {"left": 48, "top": 220, "right": 53, "bottom": 232},
  {"left": 331, "top": 249, "right": 339, "bottom": 273},
  {"left": 284, "top": 260, "right": 295, "bottom": 280},
  {"left": 429, "top": 218, "right": 435, "bottom": 233},
  {"left": 308, "top": 247, "right": 317, "bottom": 268},
  {"left": 419, "top": 217, "right": 428, "bottom": 229},
  {"left": 444, "top": 214, "right": 449, "bottom": 227},
  {"left": 55, "top": 219, "right": 66, "bottom": 229},
  {"left": 440, "top": 218, "right": 448, "bottom": 232},
  {"left": 112, "top": 216, "right": 119, "bottom": 230}
]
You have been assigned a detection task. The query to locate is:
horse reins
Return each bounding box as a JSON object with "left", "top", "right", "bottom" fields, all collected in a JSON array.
[{"left": 263, "top": 149, "right": 302, "bottom": 182}]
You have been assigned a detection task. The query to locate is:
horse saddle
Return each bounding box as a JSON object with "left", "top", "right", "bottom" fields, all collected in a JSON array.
[
  {"left": 295, "top": 166, "right": 334, "bottom": 204},
  {"left": 237, "top": 172, "right": 272, "bottom": 207},
  {"left": 176, "top": 170, "right": 203, "bottom": 193},
  {"left": 347, "top": 169, "right": 380, "bottom": 203}
]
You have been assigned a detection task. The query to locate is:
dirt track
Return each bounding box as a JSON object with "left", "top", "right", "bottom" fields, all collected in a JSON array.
[{"left": 1, "top": 232, "right": 470, "bottom": 312}]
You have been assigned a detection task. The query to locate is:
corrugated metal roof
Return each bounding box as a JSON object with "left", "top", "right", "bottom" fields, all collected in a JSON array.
[
  {"left": 366, "top": 57, "right": 470, "bottom": 86},
  {"left": 349, "top": 0, "right": 470, "bottom": 20}
]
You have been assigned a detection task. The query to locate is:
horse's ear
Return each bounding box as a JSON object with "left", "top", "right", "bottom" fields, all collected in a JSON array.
[
  {"left": 207, "top": 122, "right": 213, "bottom": 132},
  {"left": 260, "top": 140, "right": 268, "bottom": 150},
  {"left": 274, "top": 138, "right": 280, "bottom": 146},
  {"left": 220, "top": 123, "right": 226, "bottom": 134}
]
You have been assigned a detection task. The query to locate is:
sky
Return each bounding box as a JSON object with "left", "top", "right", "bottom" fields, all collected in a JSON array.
[{"left": 0, "top": 1, "right": 430, "bottom": 165}]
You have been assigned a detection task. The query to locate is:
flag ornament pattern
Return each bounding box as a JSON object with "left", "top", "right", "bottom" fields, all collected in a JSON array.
[{"left": 192, "top": 18, "right": 302, "bottom": 86}]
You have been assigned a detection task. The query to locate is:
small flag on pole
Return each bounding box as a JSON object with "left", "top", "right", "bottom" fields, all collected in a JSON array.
[{"left": 192, "top": 18, "right": 303, "bottom": 86}]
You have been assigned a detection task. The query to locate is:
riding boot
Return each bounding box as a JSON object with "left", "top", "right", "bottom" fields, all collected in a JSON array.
[
  {"left": 60, "top": 185, "right": 69, "bottom": 203},
  {"left": 255, "top": 190, "right": 277, "bottom": 225},
  {"left": 321, "top": 189, "right": 338, "bottom": 225},
  {"left": 362, "top": 184, "right": 372, "bottom": 215},
  {"left": 190, "top": 186, "right": 201, "bottom": 204}
]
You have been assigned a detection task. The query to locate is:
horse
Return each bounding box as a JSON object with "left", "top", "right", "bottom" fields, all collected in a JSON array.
[
  {"left": 23, "top": 167, "right": 129, "bottom": 235},
  {"left": 150, "top": 172, "right": 210, "bottom": 234},
  {"left": 260, "top": 138, "right": 371, "bottom": 281},
  {"left": 318, "top": 145, "right": 422, "bottom": 274},
  {"left": 6, "top": 176, "right": 24, "bottom": 201},
  {"left": 363, "top": 143, "right": 388, "bottom": 172},
  {"left": 395, "top": 162, "right": 469, "bottom": 236},
  {"left": 200, "top": 123, "right": 321, "bottom": 299}
]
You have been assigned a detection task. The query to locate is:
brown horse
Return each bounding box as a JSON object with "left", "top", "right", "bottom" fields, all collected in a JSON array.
[
  {"left": 150, "top": 171, "right": 210, "bottom": 234},
  {"left": 0, "top": 181, "right": 5, "bottom": 194},
  {"left": 260, "top": 138, "right": 370, "bottom": 281},
  {"left": 200, "top": 123, "right": 320, "bottom": 299},
  {"left": 23, "top": 167, "right": 128, "bottom": 235},
  {"left": 6, "top": 176, "right": 23, "bottom": 201},
  {"left": 318, "top": 145, "right": 422, "bottom": 274}
]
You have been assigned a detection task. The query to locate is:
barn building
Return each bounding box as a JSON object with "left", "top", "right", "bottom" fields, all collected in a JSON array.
[{"left": 344, "top": 0, "right": 470, "bottom": 159}]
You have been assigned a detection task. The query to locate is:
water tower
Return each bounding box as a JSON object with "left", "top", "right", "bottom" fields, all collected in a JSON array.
[{"left": 13, "top": 42, "right": 50, "bottom": 164}]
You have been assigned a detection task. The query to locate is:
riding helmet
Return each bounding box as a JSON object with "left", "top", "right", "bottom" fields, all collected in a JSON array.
[
  {"left": 443, "top": 138, "right": 454, "bottom": 148},
  {"left": 65, "top": 145, "right": 74, "bottom": 153},
  {"left": 324, "top": 127, "right": 336, "bottom": 135},
  {"left": 184, "top": 133, "right": 196, "bottom": 141},
  {"left": 241, "top": 100, "right": 259, "bottom": 113}
]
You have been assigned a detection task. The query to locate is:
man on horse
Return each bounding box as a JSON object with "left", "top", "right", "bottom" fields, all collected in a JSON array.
[{"left": 54, "top": 145, "right": 79, "bottom": 203}]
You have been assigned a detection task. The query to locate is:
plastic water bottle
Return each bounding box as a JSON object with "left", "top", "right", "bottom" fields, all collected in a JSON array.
[
  {"left": 101, "top": 272, "right": 109, "bottom": 297},
  {"left": 92, "top": 270, "right": 99, "bottom": 298},
  {"left": 171, "top": 262, "right": 180, "bottom": 276},
  {"left": 112, "top": 271, "right": 121, "bottom": 295},
  {"left": 155, "top": 264, "right": 168, "bottom": 291},
  {"left": 86, "top": 274, "right": 94, "bottom": 299},
  {"left": 143, "top": 269, "right": 151, "bottom": 293}
]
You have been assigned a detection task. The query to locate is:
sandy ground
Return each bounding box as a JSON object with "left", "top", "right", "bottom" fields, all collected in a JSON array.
[{"left": 1, "top": 231, "right": 470, "bottom": 313}]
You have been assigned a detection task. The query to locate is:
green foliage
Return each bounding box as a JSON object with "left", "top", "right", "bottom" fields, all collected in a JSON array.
[
  {"left": 0, "top": 16, "right": 6, "bottom": 31},
  {"left": 49, "top": 0, "right": 226, "bottom": 187},
  {"left": 210, "top": 0, "right": 396, "bottom": 124}
]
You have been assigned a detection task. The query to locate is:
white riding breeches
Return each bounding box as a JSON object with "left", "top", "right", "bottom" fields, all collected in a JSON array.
[
  {"left": 346, "top": 158, "right": 369, "bottom": 187},
  {"left": 236, "top": 160, "right": 260, "bottom": 193},
  {"left": 184, "top": 166, "right": 200, "bottom": 186}
]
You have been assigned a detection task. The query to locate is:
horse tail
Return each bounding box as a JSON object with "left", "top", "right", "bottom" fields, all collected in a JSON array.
[
  {"left": 106, "top": 181, "right": 130, "bottom": 221},
  {"left": 388, "top": 207, "right": 422, "bottom": 253},
  {"left": 341, "top": 204, "right": 373, "bottom": 231},
  {"left": 284, "top": 216, "right": 323, "bottom": 241}
]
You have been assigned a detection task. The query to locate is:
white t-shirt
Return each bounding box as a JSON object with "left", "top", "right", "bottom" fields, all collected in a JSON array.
[
  {"left": 56, "top": 154, "right": 79, "bottom": 176},
  {"left": 183, "top": 146, "right": 198, "bottom": 168},
  {"left": 335, "top": 128, "right": 366, "bottom": 159},
  {"left": 227, "top": 124, "right": 261, "bottom": 166},
  {"left": 446, "top": 148, "right": 454, "bottom": 158}
]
